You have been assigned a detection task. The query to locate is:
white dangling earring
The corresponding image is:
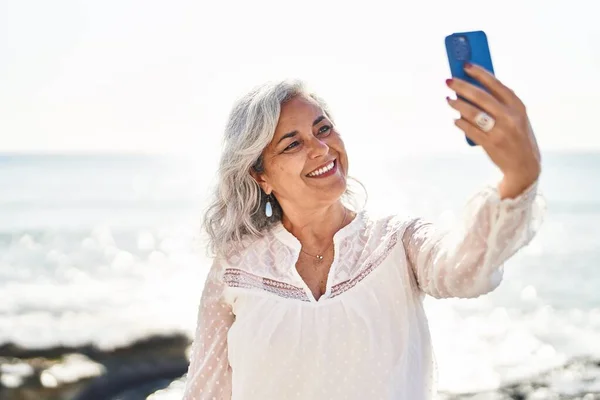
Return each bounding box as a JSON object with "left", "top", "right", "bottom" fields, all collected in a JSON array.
[{"left": 265, "top": 193, "right": 273, "bottom": 217}]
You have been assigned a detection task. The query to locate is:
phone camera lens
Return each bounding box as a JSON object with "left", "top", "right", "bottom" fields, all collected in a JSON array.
[{"left": 452, "top": 36, "right": 471, "bottom": 61}]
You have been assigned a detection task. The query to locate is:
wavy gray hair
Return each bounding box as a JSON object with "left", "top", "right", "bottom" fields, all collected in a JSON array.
[{"left": 203, "top": 79, "right": 364, "bottom": 257}]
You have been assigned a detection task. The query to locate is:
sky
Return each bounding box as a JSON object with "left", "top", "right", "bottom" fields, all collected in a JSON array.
[{"left": 0, "top": 0, "right": 599, "bottom": 157}]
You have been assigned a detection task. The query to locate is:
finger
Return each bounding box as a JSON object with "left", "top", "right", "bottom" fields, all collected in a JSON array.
[
  {"left": 454, "top": 117, "right": 490, "bottom": 147},
  {"left": 447, "top": 77, "right": 505, "bottom": 117},
  {"left": 463, "top": 63, "right": 523, "bottom": 108},
  {"left": 446, "top": 96, "right": 497, "bottom": 125}
]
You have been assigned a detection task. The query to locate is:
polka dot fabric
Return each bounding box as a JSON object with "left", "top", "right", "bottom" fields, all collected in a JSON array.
[
  {"left": 183, "top": 178, "right": 544, "bottom": 399},
  {"left": 183, "top": 259, "right": 234, "bottom": 400}
]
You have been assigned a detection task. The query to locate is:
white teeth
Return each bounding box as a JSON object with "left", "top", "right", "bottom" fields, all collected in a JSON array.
[{"left": 308, "top": 161, "right": 335, "bottom": 177}]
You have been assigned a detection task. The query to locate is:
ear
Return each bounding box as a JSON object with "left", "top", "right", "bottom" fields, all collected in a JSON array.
[{"left": 249, "top": 168, "right": 272, "bottom": 195}]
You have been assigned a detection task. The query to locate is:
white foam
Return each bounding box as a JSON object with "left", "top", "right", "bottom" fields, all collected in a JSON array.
[
  {"left": 427, "top": 294, "right": 600, "bottom": 394},
  {"left": 0, "top": 225, "right": 208, "bottom": 351},
  {"left": 0, "top": 362, "right": 34, "bottom": 388},
  {"left": 40, "top": 354, "right": 105, "bottom": 388}
]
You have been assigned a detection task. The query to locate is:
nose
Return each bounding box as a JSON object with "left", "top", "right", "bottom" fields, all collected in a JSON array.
[{"left": 307, "top": 136, "right": 329, "bottom": 159}]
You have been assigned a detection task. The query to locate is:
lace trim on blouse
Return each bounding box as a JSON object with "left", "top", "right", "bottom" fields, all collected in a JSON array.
[
  {"left": 330, "top": 229, "right": 399, "bottom": 298},
  {"left": 223, "top": 268, "right": 311, "bottom": 302},
  {"left": 221, "top": 211, "right": 404, "bottom": 302}
]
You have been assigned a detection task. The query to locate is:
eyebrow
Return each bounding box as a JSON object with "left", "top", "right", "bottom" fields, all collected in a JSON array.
[{"left": 277, "top": 115, "right": 326, "bottom": 145}]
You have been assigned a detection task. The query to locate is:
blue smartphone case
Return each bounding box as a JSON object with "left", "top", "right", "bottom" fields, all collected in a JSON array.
[{"left": 445, "top": 30, "right": 495, "bottom": 146}]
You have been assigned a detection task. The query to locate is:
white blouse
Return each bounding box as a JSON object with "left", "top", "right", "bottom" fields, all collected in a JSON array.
[{"left": 183, "top": 179, "right": 545, "bottom": 400}]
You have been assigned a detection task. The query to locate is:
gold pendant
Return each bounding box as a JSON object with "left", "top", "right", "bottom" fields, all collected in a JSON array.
[{"left": 316, "top": 255, "right": 324, "bottom": 262}]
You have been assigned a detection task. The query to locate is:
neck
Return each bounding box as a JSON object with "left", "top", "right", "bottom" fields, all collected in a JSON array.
[{"left": 281, "top": 202, "right": 349, "bottom": 251}]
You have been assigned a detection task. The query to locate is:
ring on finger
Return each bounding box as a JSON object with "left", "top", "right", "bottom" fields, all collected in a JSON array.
[{"left": 474, "top": 111, "right": 496, "bottom": 132}]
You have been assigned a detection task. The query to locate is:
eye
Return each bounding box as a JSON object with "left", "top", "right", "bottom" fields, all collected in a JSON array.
[
  {"left": 318, "top": 125, "right": 332, "bottom": 135},
  {"left": 284, "top": 141, "right": 300, "bottom": 152}
]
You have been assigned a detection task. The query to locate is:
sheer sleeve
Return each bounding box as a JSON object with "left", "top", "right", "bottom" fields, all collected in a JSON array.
[
  {"left": 402, "top": 178, "right": 545, "bottom": 299},
  {"left": 183, "top": 257, "right": 234, "bottom": 400}
]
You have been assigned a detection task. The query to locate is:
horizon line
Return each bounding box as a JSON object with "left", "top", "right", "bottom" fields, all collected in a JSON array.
[{"left": 0, "top": 149, "right": 598, "bottom": 157}]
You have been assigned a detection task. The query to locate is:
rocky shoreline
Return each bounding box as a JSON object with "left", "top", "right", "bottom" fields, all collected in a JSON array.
[
  {"left": 1, "top": 336, "right": 599, "bottom": 400},
  {"left": 0, "top": 335, "right": 189, "bottom": 400}
]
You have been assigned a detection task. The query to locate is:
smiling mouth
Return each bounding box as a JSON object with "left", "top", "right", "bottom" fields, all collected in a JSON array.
[{"left": 306, "top": 160, "right": 336, "bottom": 177}]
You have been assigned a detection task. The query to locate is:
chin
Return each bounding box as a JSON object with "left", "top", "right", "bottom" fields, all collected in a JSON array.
[{"left": 322, "top": 178, "right": 347, "bottom": 201}]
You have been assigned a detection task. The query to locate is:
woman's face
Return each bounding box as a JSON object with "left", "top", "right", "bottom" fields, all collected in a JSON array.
[{"left": 253, "top": 95, "right": 348, "bottom": 212}]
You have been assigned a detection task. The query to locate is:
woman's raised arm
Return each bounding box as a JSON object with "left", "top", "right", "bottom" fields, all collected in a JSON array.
[{"left": 402, "top": 178, "right": 545, "bottom": 299}]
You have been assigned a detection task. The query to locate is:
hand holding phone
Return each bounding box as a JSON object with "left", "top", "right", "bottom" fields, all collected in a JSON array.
[
  {"left": 443, "top": 31, "right": 542, "bottom": 196},
  {"left": 445, "top": 30, "right": 495, "bottom": 146}
]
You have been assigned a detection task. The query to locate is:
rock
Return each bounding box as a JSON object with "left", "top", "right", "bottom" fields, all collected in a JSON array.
[{"left": 0, "top": 334, "right": 190, "bottom": 400}]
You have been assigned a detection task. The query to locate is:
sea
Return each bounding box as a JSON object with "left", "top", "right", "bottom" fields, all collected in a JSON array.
[{"left": 0, "top": 151, "right": 598, "bottom": 396}]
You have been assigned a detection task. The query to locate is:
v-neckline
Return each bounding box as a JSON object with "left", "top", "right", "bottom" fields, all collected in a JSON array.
[{"left": 272, "top": 209, "right": 365, "bottom": 303}]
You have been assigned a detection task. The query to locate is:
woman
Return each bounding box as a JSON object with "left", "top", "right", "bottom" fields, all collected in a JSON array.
[{"left": 183, "top": 64, "right": 544, "bottom": 399}]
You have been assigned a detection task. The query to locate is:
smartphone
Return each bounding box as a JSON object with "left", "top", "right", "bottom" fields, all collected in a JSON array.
[{"left": 445, "top": 30, "right": 495, "bottom": 146}]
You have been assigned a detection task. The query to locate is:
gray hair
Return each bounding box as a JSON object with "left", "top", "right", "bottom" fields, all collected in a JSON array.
[{"left": 202, "top": 79, "right": 364, "bottom": 257}]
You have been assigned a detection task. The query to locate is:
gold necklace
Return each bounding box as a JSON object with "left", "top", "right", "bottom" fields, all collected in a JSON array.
[{"left": 300, "top": 208, "right": 348, "bottom": 263}]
